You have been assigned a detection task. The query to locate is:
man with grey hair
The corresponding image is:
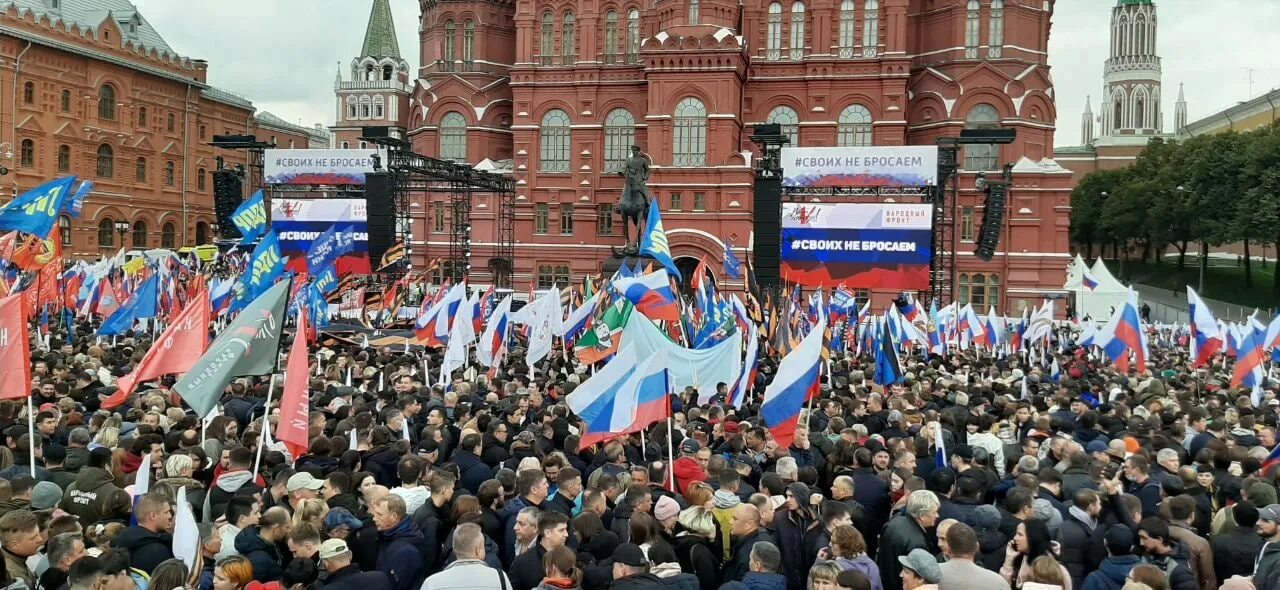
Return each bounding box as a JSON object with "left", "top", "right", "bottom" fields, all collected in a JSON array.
[
  {"left": 1155, "top": 447, "right": 1181, "bottom": 484},
  {"left": 878, "top": 490, "right": 939, "bottom": 590},
  {"left": 423, "top": 523, "right": 508, "bottom": 590},
  {"left": 512, "top": 506, "right": 542, "bottom": 563},
  {"left": 38, "top": 532, "right": 85, "bottom": 590},
  {"left": 719, "top": 542, "right": 785, "bottom": 590},
  {"left": 65, "top": 428, "right": 91, "bottom": 470},
  {"left": 775, "top": 457, "right": 798, "bottom": 483}
]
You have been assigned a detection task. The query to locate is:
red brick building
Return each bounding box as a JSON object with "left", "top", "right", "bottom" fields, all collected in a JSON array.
[
  {"left": 392, "top": 0, "right": 1073, "bottom": 313},
  {"left": 0, "top": 1, "right": 326, "bottom": 259}
]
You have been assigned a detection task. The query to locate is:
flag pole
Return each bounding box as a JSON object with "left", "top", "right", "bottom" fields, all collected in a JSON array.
[
  {"left": 252, "top": 375, "right": 277, "bottom": 477},
  {"left": 26, "top": 395, "right": 35, "bottom": 477},
  {"left": 667, "top": 416, "right": 676, "bottom": 490}
]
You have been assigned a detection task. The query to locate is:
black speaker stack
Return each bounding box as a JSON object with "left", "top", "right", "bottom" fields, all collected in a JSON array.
[
  {"left": 974, "top": 178, "right": 1007, "bottom": 262},
  {"left": 364, "top": 172, "right": 395, "bottom": 268},
  {"left": 212, "top": 170, "right": 244, "bottom": 241}
]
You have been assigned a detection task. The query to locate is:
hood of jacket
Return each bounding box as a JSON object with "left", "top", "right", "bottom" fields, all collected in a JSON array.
[
  {"left": 1093, "top": 556, "right": 1141, "bottom": 585},
  {"left": 672, "top": 457, "right": 707, "bottom": 495},
  {"left": 233, "top": 526, "right": 279, "bottom": 557},
  {"left": 741, "top": 572, "right": 787, "bottom": 590},
  {"left": 214, "top": 470, "right": 256, "bottom": 493},
  {"left": 380, "top": 517, "right": 424, "bottom": 542},
  {"left": 73, "top": 466, "right": 119, "bottom": 491},
  {"left": 327, "top": 493, "right": 364, "bottom": 516},
  {"left": 114, "top": 526, "right": 171, "bottom": 554}
]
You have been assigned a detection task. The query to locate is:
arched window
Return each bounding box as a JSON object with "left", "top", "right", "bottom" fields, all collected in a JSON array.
[
  {"left": 838, "top": 0, "right": 855, "bottom": 57},
  {"left": 838, "top": 104, "right": 873, "bottom": 146},
  {"left": 463, "top": 20, "right": 475, "bottom": 66},
  {"left": 1112, "top": 89, "right": 1125, "bottom": 130},
  {"left": 161, "top": 222, "right": 176, "bottom": 249},
  {"left": 539, "top": 109, "right": 571, "bottom": 172},
  {"left": 963, "top": 104, "right": 1000, "bottom": 170},
  {"left": 604, "top": 10, "right": 619, "bottom": 63},
  {"left": 1134, "top": 92, "right": 1146, "bottom": 130},
  {"left": 603, "top": 108, "right": 636, "bottom": 172},
  {"left": 562, "top": 12, "right": 576, "bottom": 65},
  {"left": 57, "top": 144, "right": 70, "bottom": 172},
  {"left": 374, "top": 95, "right": 385, "bottom": 119},
  {"left": 98, "top": 218, "right": 114, "bottom": 248},
  {"left": 627, "top": 9, "right": 640, "bottom": 63},
  {"left": 440, "top": 112, "right": 468, "bottom": 162},
  {"left": 164, "top": 161, "right": 175, "bottom": 186},
  {"left": 138, "top": 106, "right": 147, "bottom": 127},
  {"left": 19, "top": 139, "right": 34, "bottom": 167},
  {"left": 23, "top": 82, "right": 34, "bottom": 105},
  {"left": 96, "top": 144, "right": 114, "bottom": 177},
  {"left": 789, "top": 2, "right": 805, "bottom": 59},
  {"left": 444, "top": 20, "right": 456, "bottom": 64},
  {"left": 98, "top": 85, "right": 116, "bottom": 120},
  {"left": 195, "top": 222, "right": 210, "bottom": 245},
  {"left": 383, "top": 64, "right": 393, "bottom": 80},
  {"left": 361, "top": 104, "right": 370, "bottom": 118},
  {"left": 988, "top": 0, "right": 1004, "bottom": 57},
  {"left": 863, "top": 0, "right": 879, "bottom": 56},
  {"left": 540, "top": 12, "right": 554, "bottom": 65},
  {"left": 60, "top": 90, "right": 70, "bottom": 112},
  {"left": 135, "top": 157, "right": 147, "bottom": 181},
  {"left": 673, "top": 97, "right": 707, "bottom": 167},
  {"left": 132, "top": 220, "right": 147, "bottom": 248},
  {"left": 767, "top": 106, "right": 799, "bottom": 146},
  {"left": 1135, "top": 15, "right": 1146, "bottom": 56},
  {"left": 766, "top": 3, "right": 783, "bottom": 59},
  {"left": 197, "top": 168, "right": 206, "bottom": 191},
  {"left": 58, "top": 215, "right": 72, "bottom": 247},
  {"left": 689, "top": 0, "right": 699, "bottom": 24},
  {"left": 964, "top": 0, "right": 980, "bottom": 57}
]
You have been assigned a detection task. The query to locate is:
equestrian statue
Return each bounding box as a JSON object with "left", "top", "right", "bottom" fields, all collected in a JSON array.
[{"left": 614, "top": 145, "right": 651, "bottom": 256}]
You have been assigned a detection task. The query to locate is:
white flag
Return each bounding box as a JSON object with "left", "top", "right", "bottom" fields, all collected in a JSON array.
[
  {"left": 133, "top": 452, "right": 152, "bottom": 498},
  {"left": 349, "top": 428, "right": 358, "bottom": 452},
  {"left": 172, "top": 486, "right": 199, "bottom": 568}
]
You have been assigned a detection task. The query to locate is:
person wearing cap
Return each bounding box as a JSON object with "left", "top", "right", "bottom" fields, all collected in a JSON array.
[
  {"left": 897, "top": 548, "right": 941, "bottom": 590},
  {"left": 672, "top": 438, "right": 709, "bottom": 498},
  {"left": 607, "top": 543, "right": 667, "bottom": 590},
  {"left": 286, "top": 472, "right": 325, "bottom": 514},
  {"left": 1210, "top": 502, "right": 1264, "bottom": 583},
  {"left": 317, "top": 537, "right": 392, "bottom": 590},
  {"left": 424, "top": 523, "right": 510, "bottom": 590},
  {"left": 1255, "top": 504, "right": 1280, "bottom": 590},
  {"left": 720, "top": 541, "right": 785, "bottom": 590},
  {"left": 30, "top": 481, "right": 63, "bottom": 513}
]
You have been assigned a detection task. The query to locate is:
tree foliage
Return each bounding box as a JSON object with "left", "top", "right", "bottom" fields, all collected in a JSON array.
[{"left": 1070, "top": 124, "right": 1280, "bottom": 292}]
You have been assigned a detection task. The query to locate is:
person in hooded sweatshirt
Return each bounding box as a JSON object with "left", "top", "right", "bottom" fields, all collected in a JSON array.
[
  {"left": 59, "top": 447, "right": 132, "bottom": 524},
  {"left": 234, "top": 506, "right": 290, "bottom": 583},
  {"left": 1080, "top": 525, "right": 1141, "bottom": 590},
  {"left": 113, "top": 493, "right": 174, "bottom": 575},
  {"left": 206, "top": 448, "right": 265, "bottom": 523}
]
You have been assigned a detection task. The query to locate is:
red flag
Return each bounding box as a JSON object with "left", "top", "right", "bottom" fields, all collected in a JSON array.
[
  {"left": 105, "top": 288, "right": 211, "bottom": 409},
  {"left": 276, "top": 310, "right": 310, "bottom": 459},
  {"left": 0, "top": 293, "right": 31, "bottom": 400}
]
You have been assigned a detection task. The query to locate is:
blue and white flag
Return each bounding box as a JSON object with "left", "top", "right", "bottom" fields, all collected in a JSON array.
[
  {"left": 0, "top": 176, "right": 77, "bottom": 237},
  {"left": 639, "top": 200, "right": 681, "bottom": 281},
  {"left": 232, "top": 189, "right": 269, "bottom": 245}
]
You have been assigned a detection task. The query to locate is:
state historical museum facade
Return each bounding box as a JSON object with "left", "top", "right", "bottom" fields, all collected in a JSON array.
[{"left": 404, "top": 0, "right": 1072, "bottom": 314}]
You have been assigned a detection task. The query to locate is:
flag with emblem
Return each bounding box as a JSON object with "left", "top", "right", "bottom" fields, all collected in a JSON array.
[{"left": 639, "top": 200, "right": 681, "bottom": 281}]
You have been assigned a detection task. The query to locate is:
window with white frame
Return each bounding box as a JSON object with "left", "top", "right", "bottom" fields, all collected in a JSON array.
[
  {"left": 766, "top": 3, "right": 782, "bottom": 60},
  {"left": 862, "top": 0, "right": 878, "bottom": 56},
  {"left": 439, "top": 112, "right": 468, "bottom": 162},
  {"left": 689, "top": 0, "right": 699, "bottom": 24},
  {"left": 837, "top": 104, "right": 873, "bottom": 147},
  {"left": 627, "top": 9, "right": 641, "bottom": 63},
  {"left": 988, "top": 0, "right": 1004, "bottom": 57},
  {"left": 444, "top": 20, "right": 456, "bottom": 66},
  {"left": 540, "top": 12, "right": 555, "bottom": 65},
  {"left": 540, "top": 109, "right": 571, "bottom": 172},
  {"left": 965, "top": 0, "right": 980, "bottom": 58},
  {"left": 963, "top": 103, "right": 1001, "bottom": 171},
  {"left": 562, "top": 12, "right": 576, "bottom": 64},
  {"left": 603, "top": 108, "right": 635, "bottom": 172},
  {"left": 838, "top": 0, "right": 855, "bottom": 58},
  {"left": 789, "top": 2, "right": 805, "bottom": 59},
  {"left": 767, "top": 106, "right": 799, "bottom": 146},
  {"left": 604, "top": 11, "right": 619, "bottom": 63},
  {"left": 463, "top": 20, "right": 475, "bottom": 67},
  {"left": 673, "top": 97, "right": 707, "bottom": 167}
]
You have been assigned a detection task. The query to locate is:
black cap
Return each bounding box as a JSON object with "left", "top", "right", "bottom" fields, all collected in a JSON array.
[
  {"left": 951, "top": 444, "right": 974, "bottom": 461},
  {"left": 679, "top": 438, "right": 700, "bottom": 455},
  {"left": 612, "top": 543, "right": 647, "bottom": 568},
  {"left": 1104, "top": 524, "right": 1134, "bottom": 549}
]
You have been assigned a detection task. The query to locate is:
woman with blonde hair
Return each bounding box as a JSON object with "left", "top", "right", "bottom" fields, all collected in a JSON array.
[
  {"left": 673, "top": 507, "right": 720, "bottom": 590},
  {"left": 1022, "top": 555, "right": 1067, "bottom": 590},
  {"left": 93, "top": 426, "right": 120, "bottom": 451},
  {"left": 291, "top": 498, "right": 329, "bottom": 529},
  {"left": 807, "top": 562, "right": 842, "bottom": 590}
]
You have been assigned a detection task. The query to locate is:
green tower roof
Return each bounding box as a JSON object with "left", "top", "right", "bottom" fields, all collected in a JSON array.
[
  {"left": 360, "top": 0, "right": 401, "bottom": 60},
  {"left": 1117, "top": 0, "right": 1154, "bottom": 5}
]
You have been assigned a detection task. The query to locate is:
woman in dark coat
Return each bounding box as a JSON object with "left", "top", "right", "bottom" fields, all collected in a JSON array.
[{"left": 671, "top": 507, "right": 722, "bottom": 590}]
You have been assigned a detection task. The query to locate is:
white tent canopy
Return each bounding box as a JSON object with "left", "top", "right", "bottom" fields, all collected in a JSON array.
[{"left": 1063, "top": 254, "right": 1129, "bottom": 321}]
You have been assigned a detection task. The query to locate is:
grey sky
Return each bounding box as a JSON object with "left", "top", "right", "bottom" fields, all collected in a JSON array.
[{"left": 134, "top": 0, "right": 1279, "bottom": 148}]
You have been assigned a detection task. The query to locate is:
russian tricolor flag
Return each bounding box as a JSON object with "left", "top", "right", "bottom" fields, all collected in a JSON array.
[
  {"left": 611, "top": 269, "right": 680, "bottom": 322},
  {"left": 1231, "top": 327, "right": 1266, "bottom": 391},
  {"left": 729, "top": 323, "right": 760, "bottom": 409},
  {"left": 760, "top": 317, "right": 826, "bottom": 449},
  {"left": 1262, "top": 443, "right": 1280, "bottom": 476},
  {"left": 1187, "top": 287, "right": 1223, "bottom": 368},
  {"left": 1081, "top": 270, "right": 1099, "bottom": 291},
  {"left": 560, "top": 290, "right": 602, "bottom": 344},
  {"left": 566, "top": 346, "right": 669, "bottom": 450},
  {"left": 1096, "top": 291, "right": 1147, "bottom": 374}
]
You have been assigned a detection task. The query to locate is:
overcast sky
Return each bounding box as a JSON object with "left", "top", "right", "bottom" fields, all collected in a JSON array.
[{"left": 134, "top": 0, "right": 1280, "bottom": 148}]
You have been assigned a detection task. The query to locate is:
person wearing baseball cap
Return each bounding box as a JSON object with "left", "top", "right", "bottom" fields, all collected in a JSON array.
[
  {"left": 1256, "top": 505, "right": 1280, "bottom": 590},
  {"left": 897, "top": 548, "right": 941, "bottom": 589},
  {"left": 286, "top": 473, "right": 324, "bottom": 512},
  {"left": 317, "top": 538, "right": 392, "bottom": 590}
]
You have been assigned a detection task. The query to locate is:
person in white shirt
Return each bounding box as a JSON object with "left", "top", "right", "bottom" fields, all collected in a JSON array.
[{"left": 390, "top": 456, "right": 431, "bottom": 514}]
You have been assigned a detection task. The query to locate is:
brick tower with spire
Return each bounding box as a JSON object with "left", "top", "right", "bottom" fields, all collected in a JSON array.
[{"left": 331, "top": 0, "right": 413, "bottom": 150}]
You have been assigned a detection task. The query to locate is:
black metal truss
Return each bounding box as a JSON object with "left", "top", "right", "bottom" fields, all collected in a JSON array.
[{"left": 931, "top": 145, "right": 959, "bottom": 307}]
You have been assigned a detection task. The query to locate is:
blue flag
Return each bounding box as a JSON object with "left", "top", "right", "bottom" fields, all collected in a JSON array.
[
  {"left": 308, "top": 283, "right": 330, "bottom": 329},
  {"left": 98, "top": 298, "right": 136, "bottom": 336},
  {"left": 723, "top": 240, "right": 742, "bottom": 280},
  {"left": 63, "top": 180, "right": 93, "bottom": 218},
  {"left": 306, "top": 225, "right": 339, "bottom": 275},
  {"left": 233, "top": 231, "right": 284, "bottom": 311},
  {"left": 313, "top": 263, "right": 339, "bottom": 295},
  {"left": 639, "top": 201, "right": 681, "bottom": 281},
  {"left": 132, "top": 274, "right": 159, "bottom": 320},
  {"left": 335, "top": 226, "right": 356, "bottom": 256},
  {"left": 232, "top": 189, "right": 269, "bottom": 245},
  {"left": 0, "top": 176, "right": 77, "bottom": 237}
]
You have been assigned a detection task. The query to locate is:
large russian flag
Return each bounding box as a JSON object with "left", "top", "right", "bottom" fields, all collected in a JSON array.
[
  {"left": 611, "top": 269, "right": 680, "bottom": 322},
  {"left": 1231, "top": 328, "right": 1266, "bottom": 390},
  {"left": 1187, "top": 286, "right": 1223, "bottom": 368},
  {"left": 760, "top": 317, "right": 826, "bottom": 449},
  {"left": 565, "top": 346, "right": 668, "bottom": 449},
  {"left": 1097, "top": 291, "right": 1147, "bottom": 373}
]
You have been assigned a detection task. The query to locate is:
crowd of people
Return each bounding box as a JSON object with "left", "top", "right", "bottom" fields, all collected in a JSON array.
[{"left": 0, "top": 316, "right": 1278, "bottom": 590}]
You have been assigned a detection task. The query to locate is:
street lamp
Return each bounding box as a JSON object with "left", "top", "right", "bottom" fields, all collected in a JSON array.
[
  {"left": 1174, "top": 185, "right": 1202, "bottom": 293},
  {"left": 114, "top": 221, "right": 129, "bottom": 247}
]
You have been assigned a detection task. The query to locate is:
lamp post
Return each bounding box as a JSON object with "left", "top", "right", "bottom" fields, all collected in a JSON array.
[
  {"left": 1175, "top": 185, "right": 1202, "bottom": 294},
  {"left": 114, "top": 221, "right": 129, "bottom": 249}
]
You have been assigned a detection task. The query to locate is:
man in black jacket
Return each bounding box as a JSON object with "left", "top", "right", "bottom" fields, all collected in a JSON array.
[
  {"left": 722, "top": 504, "right": 775, "bottom": 582},
  {"left": 1211, "top": 501, "right": 1266, "bottom": 583},
  {"left": 113, "top": 493, "right": 173, "bottom": 575},
  {"left": 318, "top": 538, "right": 392, "bottom": 590},
  {"left": 1058, "top": 489, "right": 1104, "bottom": 590},
  {"left": 412, "top": 469, "right": 456, "bottom": 570},
  {"left": 546, "top": 467, "right": 580, "bottom": 517},
  {"left": 453, "top": 434, "right": 492, "bottom": 495},
  {"left": 877, "top": 490, "right": 939, "bottom": 590},
  {"left": 508, "top": 511, "right": 569, "bottom": 590}
]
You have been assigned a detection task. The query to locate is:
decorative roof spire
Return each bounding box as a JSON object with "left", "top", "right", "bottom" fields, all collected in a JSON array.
[{"left": 360, "top": 0, "right": 401, "bottom": 60}]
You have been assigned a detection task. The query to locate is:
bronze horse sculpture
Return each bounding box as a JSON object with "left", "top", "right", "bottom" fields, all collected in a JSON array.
[{"left": 614, "top": 145, "right": 651, "bottom": 256}]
